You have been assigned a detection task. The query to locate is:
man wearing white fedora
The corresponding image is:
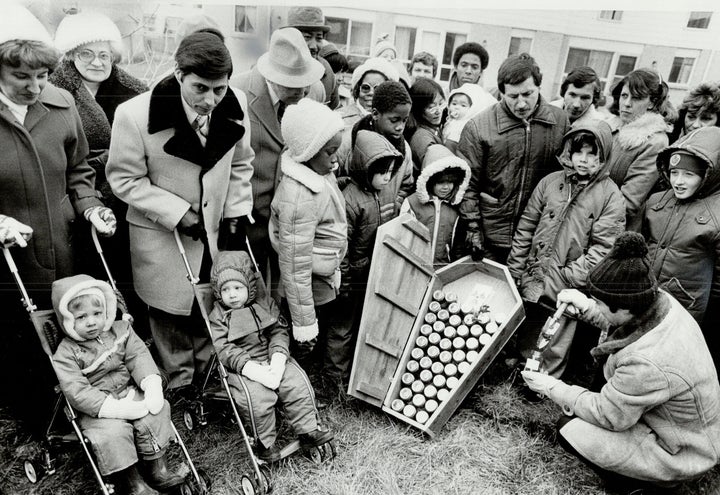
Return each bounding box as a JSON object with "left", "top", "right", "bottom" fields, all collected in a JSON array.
[
  {"left": 282, "top": 6, "right": 339, "bottom": 110},
  {"left": 232, "top": 28, "right": 324, "bottom": 294}
]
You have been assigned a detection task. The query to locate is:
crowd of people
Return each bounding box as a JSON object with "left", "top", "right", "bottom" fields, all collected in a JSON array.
[{"left": 2, "top": 4, "right": 720, "bottom": 493}]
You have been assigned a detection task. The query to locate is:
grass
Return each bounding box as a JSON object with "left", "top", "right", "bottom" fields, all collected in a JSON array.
[{"left": 2, "top": 362, "right": 720, "bottom": 495}]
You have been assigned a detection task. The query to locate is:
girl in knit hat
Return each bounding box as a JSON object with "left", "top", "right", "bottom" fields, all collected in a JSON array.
[
  {"left": 209, "top": 251, "right": 333, "bottom": 462},
  {"left": 523, "top": 232, "right": 720, "bottom": 488},
  {"left": 269, "top": 98, "right": 349, "bottom": 383},
  {"left": 639, "top": 126, "right": 720, "bottom": 364}
]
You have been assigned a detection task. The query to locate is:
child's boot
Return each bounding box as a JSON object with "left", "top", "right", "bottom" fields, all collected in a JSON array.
[
  {"left": 256, "top": 441, "right": 282, "bottom": 463},
  {"left": 142, "top": 451, "right": 185, "bottom": 491},
  {"left": 114, "top": 463, "right": 159, "bottom": 495},
  {"left": 299, "top": 426, "right": 334, "bottom": 449}
]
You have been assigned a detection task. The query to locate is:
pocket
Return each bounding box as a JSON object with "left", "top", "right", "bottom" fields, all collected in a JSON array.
[
  {"left": 479, "top": 192, "right": 500, "bottom": 206},
  {"left": 312, "top": 246, "right": 340, "bottom": 277},
  {"left": 661, "top": 277, "right": 697, "bottom": 310}
]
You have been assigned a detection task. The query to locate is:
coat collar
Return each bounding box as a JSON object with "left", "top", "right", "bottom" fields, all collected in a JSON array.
[
  {"left": 0, "top": 84, "right": 72, "bottom": 131},
  {"left": 495, "top": 95, "right": 558, "bottom": 134},
  {"left": 244, "top": 67, "right": 282, "bottom": 145},
  {"left": 147, "top": 74, "right": 245, "bottom": 170},
  {"left": 608, "top": 112, "right": 666, "bottom": 150},
  {"left": 280, "top": 152, "right": 327, "bottom": 193}
]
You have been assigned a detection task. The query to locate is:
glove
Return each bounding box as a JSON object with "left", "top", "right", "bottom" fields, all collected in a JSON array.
[
  {"left": 177, "top": 209, "right": 206, "bottom": 241},
  {"left": 84, "top": 206, "right": 117, "bottom": 237},
  {"left": 556, "top": 289, "right": 591, "bottom": 317},
  {"left": 217, "top": 216, "right": 250, "bottom": 251},
  {"left": 140, "top": 374, "right": 164, "bottom": 415},
  {"left": 269, "top": 353, "right": 287, "bottom": 387},
  {"left": 521, "top": 370, "right": 560, "bottom": 396},
  {"left": 98, "top": 389, "right": 149, "bottom": 420},
  {"left": 467, "top": 230, "right": 485, "bottom": 262},
  {"left": 242, "top": 360, "right": 278, "bottom": 390},
  {"left": 0, "top": 215, "right": 33, "bottom": 248}
]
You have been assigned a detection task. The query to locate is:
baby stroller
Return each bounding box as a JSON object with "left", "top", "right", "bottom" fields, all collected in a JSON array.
[
  {"left": 172, "top": 230, "right": 336, "bottom": 495},
  {"left": 3, "top": 227, "right": 210, "bottom": 495}
]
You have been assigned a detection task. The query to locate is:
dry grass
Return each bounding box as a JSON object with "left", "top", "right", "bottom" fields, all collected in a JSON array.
[{"left": 2, "top": 362, "right": 720, "bottom": 495}]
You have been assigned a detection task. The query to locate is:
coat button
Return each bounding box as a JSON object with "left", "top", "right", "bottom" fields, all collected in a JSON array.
[
  {"left": 549, "top": 212, "right": 555, "bottom": 219},
  {"left": 660, "top": 244, "right": 667, "bottom": 249},
  {"left": 203, "top": 201, "right": 208, "bottom": 208}
]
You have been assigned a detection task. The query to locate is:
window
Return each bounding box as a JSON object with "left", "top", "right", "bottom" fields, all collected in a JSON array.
[
  {"left": 326, "top": 16, "right": 373, "bottom": 66},
  {"left": 564, "top": 48, "right": 636, "bottom": 92},
  {"left": 687, "top": 12, "right": 712, "bottom": 29},
  {"left": 439, "top": 32, "right": 467, "bottom": 81},
  {"left": 508, "top": 37, "right": 532, "bottom": 57},
  {"left": 395, "top": 26, "right": 417, "bottom": 61},
  {"left": 599, "top": 10, "right": 623, "bottom": 21},
  {"left": 668, "top": 57, "right": 695, "bottom": 84},
  {"left": 234, "top": 6, "right": 256, "bottom": 34},
  {"left": 610, "top": 55, "right": 637, "bottom": 90}
]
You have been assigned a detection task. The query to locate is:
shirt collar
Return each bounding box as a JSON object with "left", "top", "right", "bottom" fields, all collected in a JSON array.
[
  {"left": 0, "top": 91, "right": 29, "bottom": 125},
  {"left": 266, "top": 81, "right": 280, "bottom": 108},
  {"left": 180, "top": 94, "right": 211, "bottom": 126}
]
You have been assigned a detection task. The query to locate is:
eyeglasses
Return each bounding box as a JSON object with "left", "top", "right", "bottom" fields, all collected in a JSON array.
[
  {"left": 76, "top": 49, "right": 112, "bottom": 63},
  {"left": 360, "top": 82, "right": 381, "bottom": 93}
]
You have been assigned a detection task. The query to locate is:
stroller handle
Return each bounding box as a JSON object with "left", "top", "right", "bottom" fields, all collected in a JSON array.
[
  {"left": 91, "top": 225, "right": 118, "bottom": 292},
  {"left": 172, "top": 229, "right": 200, "bottom": 284},
  {"left": 2, "top": 247, "right": 37, "bottom": 312}
]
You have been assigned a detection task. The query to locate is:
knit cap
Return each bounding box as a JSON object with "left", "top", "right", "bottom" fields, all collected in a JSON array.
[
  {"left": 668, "top": 150, "right": 707, "bottom": 176},
  {"left": 0, "top": 4, "right": 53, "bottom": 46},
  {"left": 350, "top": 57, "right": 400, "bottom": 92},
  {"left": 587, "top": 232, "right": 658, "bottom": 312},
  {"left": 54, "top": 11, "right": 122, "bottom": 54},
  {"left": 318, "top": 42, "right": 339, "bottom": 59},
  {"left": 210, "top": 251, "right": 257, "bottom": 303},
  {"left": 281, "top": 98, "right": 344, "bottom": 163},
  {"left": 373, "top": 34, "right": 397, "bottom": 59}
]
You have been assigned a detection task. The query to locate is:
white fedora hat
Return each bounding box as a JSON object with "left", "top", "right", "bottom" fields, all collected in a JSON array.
[{"left": 257, "top": 28, "right": 324, "bottom": 89}]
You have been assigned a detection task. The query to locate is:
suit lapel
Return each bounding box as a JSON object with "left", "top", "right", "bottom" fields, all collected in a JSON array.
[{"left": 248, "top": 68, "right": 282, "bottom": 146}]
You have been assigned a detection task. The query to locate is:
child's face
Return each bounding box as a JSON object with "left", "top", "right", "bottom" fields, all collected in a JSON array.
[
  {"left": 221, "top": 280, "right": 249, "bottom": 309},
  {"left": 371, "top": 169, "right": 393, "bottom": 190},
  {"left": 433, "top": 179, "right": 455, "bottom": 200},
  {"left": 669, "top": 168, "right": 703, "bottom": 200},
  {"left": 422, "top": 93, "right": 445, "bottom": 126},
  {"left": 448, "top": 94, "right": 471, "bottom": 119},
  {"left": 306, "top": 132, "right": 342, "bottom": 176},
  {"left": 372, "top": 103, "right": 411, "bottom": 142},
  {"left": 571, "top": 143, "right": 601, "bottom": 178},
  {"left": 71, "top": 299, "right": 107, "bottom": 340}
]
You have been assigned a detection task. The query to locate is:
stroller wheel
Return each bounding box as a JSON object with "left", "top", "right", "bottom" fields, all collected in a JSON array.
[
  {"left": 181, "top": 468, "right": 211, "bottom": 495},
  {"left": 305, "top": 440, "right": 337, "bottom": 465},
  {"left": 23, "top": 458, "right": 44, "bottom": 483},
  {"left": 240, "top": 467, "right": 270, "bottom": 495},
  {"left": 183, "top": 409, "right": 195, "bottom": 431}
]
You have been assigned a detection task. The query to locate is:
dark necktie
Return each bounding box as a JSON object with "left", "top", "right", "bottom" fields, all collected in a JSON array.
[{"left": 277, "top": 101, "right": 287, "bottom": 124}]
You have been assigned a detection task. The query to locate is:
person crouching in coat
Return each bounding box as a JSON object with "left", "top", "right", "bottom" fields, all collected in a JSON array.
[
  {"left": 401, "top": 144, "right": 470, "bottom": 268},
  {"left": 269, "top": 98, "right": 348, "bottom": 386},
  {"left": 522, "top": 232, "right": 720, "bottom": 489},
  {"left": 507, "top": 120, "right": 625, "bottom": 378}
]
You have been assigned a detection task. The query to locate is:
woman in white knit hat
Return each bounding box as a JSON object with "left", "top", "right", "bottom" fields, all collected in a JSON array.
[
  {"left": 50, "top": 11, "right": 148, "bottom": 334},
  {"left": 0, "top": 4, "right": 115, "bottom": 433}
]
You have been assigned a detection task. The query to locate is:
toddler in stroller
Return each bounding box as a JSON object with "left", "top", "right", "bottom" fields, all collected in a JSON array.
[
  {"left": 51, "top": 274, "right": 185, "bottom": 494},
  {"left": 208, "top": 251, "right": 333, "bottom": 462}
]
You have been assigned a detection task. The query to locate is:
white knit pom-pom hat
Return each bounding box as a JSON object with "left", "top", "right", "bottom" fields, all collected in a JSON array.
[
  {"left": 54, "top": 11, "right": 122, "bottom": 55},
  {"left": 281, "top": 98, "right": 344, "bottom": 163}
]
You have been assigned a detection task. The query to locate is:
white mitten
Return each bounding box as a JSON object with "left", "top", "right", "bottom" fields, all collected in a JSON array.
[
  {"left": 268, "top": 353, "right": 287, "bottom": 388},
  {"left": 84, "top": 206, "right": 117, "bottom": 236},
  {"left": 556, "top": 289, "right": 591, "bottom": 316},
  {"left": 98, "top": 390, "right": 149, "bottom": 420},
  {"left": 0, "top": 215, "right": 33, "bottom": 248},
  {"left": 140, "top": 374, "right": 164, "bottom": 415},
  {"left": 521, "top": 370, "right": 560, "bottom": 396},
  {"left": 242, "top": 361, "right": 278, "bottom": 390}
]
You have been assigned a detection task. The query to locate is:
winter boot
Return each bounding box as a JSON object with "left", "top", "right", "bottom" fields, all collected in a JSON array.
[
  {"left": 142, "top": 451, "right": 186, "bottom": 491},
  {"left": 256, "top": 441, "right": 282, "bottom": 463},
  {"left": 299, "top": 427, "right": 334, "bottom": 449},
  {"left": 113, "top": 463, "right": 159, "bottom": 495}
]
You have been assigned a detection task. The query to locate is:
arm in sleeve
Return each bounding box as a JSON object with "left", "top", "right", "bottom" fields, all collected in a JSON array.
[
  {"left": 266, "top": 301, "right": 291, "bottom": 357},
  {"left": 52, "top": 343, "right": 108, "bottom": 417},
  {"left": 340, "top": 199, "right": 359, "bottom": 288},
  {"left": 563, "top": 185, "right": 626, "bottom": 288},
  {"left": 65, "top": 102, "right": 103, "bottom": 214},
  {"left": 224, "top": 89, "right": 255, "bottom": 219},
  {"left": 506, "top": 180, "right": 546, "bottom": 280},
  {"left": 619, "top": 135, "right": 666, "bottom": 224},
  {"left": 395, "top": 147, "right": 415, "bottom": 212},
  {"left": 457, "top": 119, "right": 485, "bottom": 225},
  {"left": 122, "top": 324, "right": 160, "bottom": 386},
  {"left": 209, "top": 307, "right": 251, "bottom": 374},
  {"left": 106, "top": 104, "right": 191, "bottom": 231}
]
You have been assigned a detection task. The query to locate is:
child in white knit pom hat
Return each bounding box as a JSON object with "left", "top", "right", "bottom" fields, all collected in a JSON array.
[{"left": 269, "top": 98, "right": 348, "bottom": 380}]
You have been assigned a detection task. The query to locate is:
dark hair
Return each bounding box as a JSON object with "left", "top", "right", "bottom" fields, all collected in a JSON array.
[
  {"left": 324, "top": 51, "right": 348, "bottom": 74},
  {"left": 568, "top": 131, "right": 601, "bottom": 160},
  {"left": 372, "top": 80, "right": 411, "bottom": 114},
  {"left": 368, "top": 155, "right": 398, "bottom": 178},
  {"left": 609, "top": 68, "right": 668, "bottom": 116},
  {"left": 352, "top": 70, "right": 388, "bottom": 100},
  {"left": 175, "top": 32, "right": 232, "bottom": 79},
  {"left": 410, "top": 51, "right": 438, "bottom": 77},
  {"left": 560, "top": 66, "right": 601, "bottom": 104},
  {"left": 427, "top": 167, "right": 464, "bottom": 194},
  {"left": 497, "top": 53, "right": 542, "bottom": 94},
  {"left": 452, "top": 42, "right": 489, "bottom": 71},
  {"left": 0, "top": 40, "right": 59, "bottom": 72},
  {"left": 193, "top": 27, "right": 225, "bottom": 43},
  {"left": 682, "top": 82, "right": 720, "bottom": 118},
  {"left": 409, "top": 77, "right": 445, "bottom": 124}
]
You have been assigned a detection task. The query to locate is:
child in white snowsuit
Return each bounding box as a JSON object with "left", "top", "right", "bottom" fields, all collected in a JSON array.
[
  {"left": 401, "top": 144, "right": 470, "bottom": 268},
  {"left": 52, "top": 274, "right": 183, "bottom": 494},
  {"left": 209, "top": 250, "right": 332, "bottom": 462}
]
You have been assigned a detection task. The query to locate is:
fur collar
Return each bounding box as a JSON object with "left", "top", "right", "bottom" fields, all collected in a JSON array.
[
  {"left": 415, "top": 156, "right": 471, "bottom": 205},
  {"left": 147, "top": 75, "right": 245, "bottom": 170},
  {"left": 609, "top": 112, "right": 666, "bottom": 151},
  {"left": 590, "top": 292, "right": 670, "bottom": 361},
  {"left": 280, "top": 152, "right": 327, "bottom": 193}
]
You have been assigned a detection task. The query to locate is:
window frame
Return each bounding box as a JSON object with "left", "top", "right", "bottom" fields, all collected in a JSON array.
[
  {"left": 598, "top": 10, "right": 623, "bottom": 22},
  {"left": 686, "top": 11, "right": 712, "bottom": 29}
]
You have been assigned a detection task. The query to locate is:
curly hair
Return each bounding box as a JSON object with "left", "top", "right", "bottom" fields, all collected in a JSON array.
[
  {"left": 609, "top": 68, "right": 668, "bottom": 116},
  {"left": 0, "top": 40, "right": 59, "bottom": 71},
  {"left": 452, "top": 42, "right": 489, "bottom": 71},
  {"left": 410, "top": 51, "right": 438, "bottom": 77},
  {"left": 372, "top": 80, "right": 411, "bottom": 113},
  {"left": 681, "top": 82, "right": 720, "bottom": 116}
]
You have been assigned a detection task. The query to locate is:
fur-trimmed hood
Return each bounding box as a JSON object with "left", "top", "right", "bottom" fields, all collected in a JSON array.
[
  {"left": 349, "top": 130, "right": 403, "bottom": 191},
  {"left": 608, "top": 112, "right": 667, "bottom": 151},
  {"left": 415, "top": 144, "right": 470, "bottom": 205},
  {"left": 556, "top": 119, "right": 614, "bottom": 182},
  {"left": 279, "top": 151, "right": 332, "bottom": 193},
  {"left": 656, "top": 126, "right": 720, "bottom": 199},
  {"left": 52, "top": 275, "right": 117, "bottom": 341}
]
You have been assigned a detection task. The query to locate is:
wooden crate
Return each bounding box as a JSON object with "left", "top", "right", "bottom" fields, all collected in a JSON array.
[{"left": 348, "top": 214, "right": 525, "bottom": 437}]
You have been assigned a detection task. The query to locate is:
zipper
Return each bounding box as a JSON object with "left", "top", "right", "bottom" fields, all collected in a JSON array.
[{"left": 514, "top": 122, "right": 531, "bottom": 233}]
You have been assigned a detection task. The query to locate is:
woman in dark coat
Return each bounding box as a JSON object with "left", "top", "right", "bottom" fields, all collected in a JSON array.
[{"left": 405, "top": 77, "right": 445, "bottom": 180}]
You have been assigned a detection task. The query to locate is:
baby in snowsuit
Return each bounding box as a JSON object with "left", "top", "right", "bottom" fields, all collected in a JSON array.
[
  {"left": 209, "top": 251, "right": 332, "bottom": 462},
  {"left": 52, "top": 274, "right": 183, "bottom": 495}
]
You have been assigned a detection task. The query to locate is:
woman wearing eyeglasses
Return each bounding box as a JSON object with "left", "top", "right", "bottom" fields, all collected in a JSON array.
[{"left": 51, "top": 11, "right": 148, "bottom": 332}]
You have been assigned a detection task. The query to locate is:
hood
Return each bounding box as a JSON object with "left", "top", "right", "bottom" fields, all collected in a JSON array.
[
  {"left": 656, "top": 126, "right": 720, "bottom": 199},
  {"left": 557, "top": 119, "right": 614, "bottom": 181},
  {"left": 416, "top": 144, "right": 471, "bottom": 205},
  {"left": 210, "top": 250, "right": 257, "bottom": 304},
  {"left": 349, "top": 130, "right": 403, "bottom": 190},
  {"left": 51, "top": 275, "right": 117, "bottom": 341},
  {"left": 449, "top": 83, "right": 490, "bottom": 121},
  {"left": 608, "top": 112, "right": 666, "bottom": 150}
]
